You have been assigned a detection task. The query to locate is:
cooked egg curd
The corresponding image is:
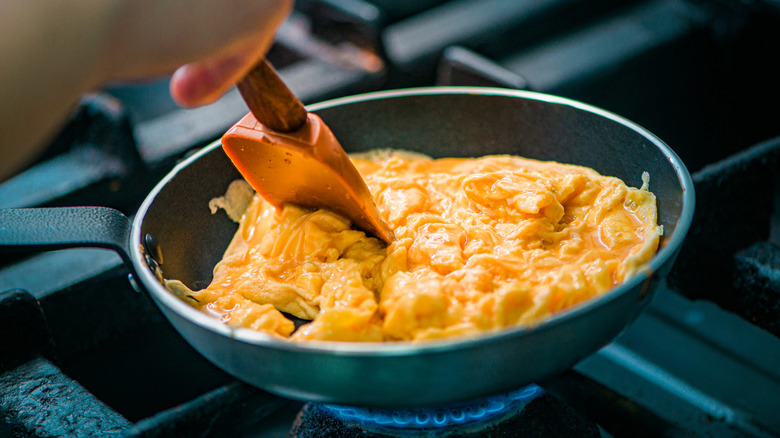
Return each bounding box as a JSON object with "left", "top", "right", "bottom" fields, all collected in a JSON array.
[{"left": 166, "top": 150, "right": 661, "bottom": 342}]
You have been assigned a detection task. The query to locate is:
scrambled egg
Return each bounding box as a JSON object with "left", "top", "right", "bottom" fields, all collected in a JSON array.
[{"left": 166, "top": 151, "right": 661, "bottom": 342}]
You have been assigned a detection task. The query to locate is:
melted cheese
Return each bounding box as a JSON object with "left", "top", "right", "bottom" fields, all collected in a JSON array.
[{"left": 166, "top": 151, "right": 661, "bottom": 342}]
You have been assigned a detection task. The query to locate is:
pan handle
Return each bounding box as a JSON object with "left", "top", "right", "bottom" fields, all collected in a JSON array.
[{"left": 0, "top": 207, "right": 135, "bottom": 272}]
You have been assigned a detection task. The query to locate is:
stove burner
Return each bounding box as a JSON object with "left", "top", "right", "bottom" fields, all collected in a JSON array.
[
  {"left": 323, "top": 384, "right": 542, "bottom": 433},
  {"left": 290, "top": 383, "right": 599, "bottom": 437}
]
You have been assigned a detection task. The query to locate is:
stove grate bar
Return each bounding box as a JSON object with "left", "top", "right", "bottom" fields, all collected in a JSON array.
[
  {"left": 0, "top": 357, "right": 131, "bottom": 437},
  {"left": 123, "top": 382, "right": 287, "bottom": 438}
]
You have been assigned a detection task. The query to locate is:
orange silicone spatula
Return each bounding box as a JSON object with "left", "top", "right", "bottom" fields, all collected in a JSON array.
[{"left": 221, "top": 59, "right": 395, "bottom": 244}]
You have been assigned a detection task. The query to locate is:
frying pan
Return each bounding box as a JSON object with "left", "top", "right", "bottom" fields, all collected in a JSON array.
[{"left": 0, "top": 87, "right": 694, "bottom": 407}]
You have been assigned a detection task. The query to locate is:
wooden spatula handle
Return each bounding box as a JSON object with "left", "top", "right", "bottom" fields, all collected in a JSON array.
[{"left": 237, "top": 59, "right": 309, "bottom": 132}]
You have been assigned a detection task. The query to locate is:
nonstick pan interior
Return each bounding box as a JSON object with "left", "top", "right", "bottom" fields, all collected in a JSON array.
[{"left": 133, "top": 88, "right": 693, "bottom": 406}]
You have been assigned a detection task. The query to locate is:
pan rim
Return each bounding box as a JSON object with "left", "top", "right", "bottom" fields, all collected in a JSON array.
[{"left": 131, "top": 86, "right": 695, "bottom": 356}]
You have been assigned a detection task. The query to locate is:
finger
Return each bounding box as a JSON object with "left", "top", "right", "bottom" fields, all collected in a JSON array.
[{"left": 169, "top": 49, "right": 252, "bottom": 106}]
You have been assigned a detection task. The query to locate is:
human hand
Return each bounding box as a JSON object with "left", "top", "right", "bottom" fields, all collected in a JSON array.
[
  {"left": 0, "top": 0, "right": 293, "bottom": 180},
  {"left": 98, "top": 0, "right": 294, "bottom": 106}
]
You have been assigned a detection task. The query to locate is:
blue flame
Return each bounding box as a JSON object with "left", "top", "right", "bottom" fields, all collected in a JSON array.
[{"left": 324, "top": 384, "right": 543, "bottom": 432}]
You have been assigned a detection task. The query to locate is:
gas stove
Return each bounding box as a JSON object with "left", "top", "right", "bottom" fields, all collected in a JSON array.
[{"left": 2, "top": 0, "right": 780, "bottom": 436}]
